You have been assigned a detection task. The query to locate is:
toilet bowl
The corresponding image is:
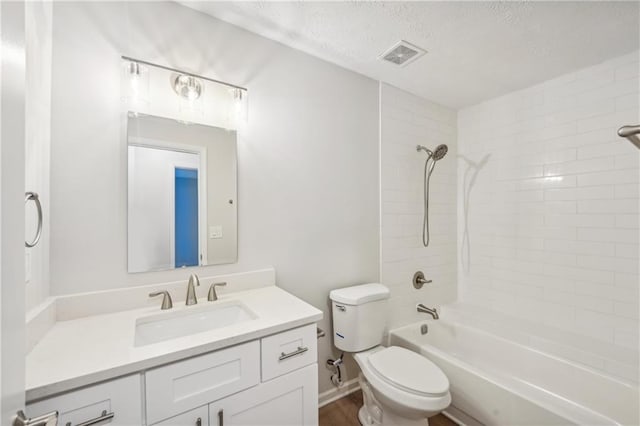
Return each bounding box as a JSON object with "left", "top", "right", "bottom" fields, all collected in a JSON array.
[
  {"left": 354, "top": 346, "right": 451, "bottom": 426},
  {"left": 329, "top": 283, "right": 451, "bottom": 426}
]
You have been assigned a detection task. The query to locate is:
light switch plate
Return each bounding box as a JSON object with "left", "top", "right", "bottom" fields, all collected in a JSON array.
[{"left": 209, "top": 225, "right": 223, "bottom": 239}]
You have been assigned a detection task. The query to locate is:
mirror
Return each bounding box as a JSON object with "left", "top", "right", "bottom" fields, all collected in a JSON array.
[{"left": 127, "top": 112, "right": 237, "bottom": 273}]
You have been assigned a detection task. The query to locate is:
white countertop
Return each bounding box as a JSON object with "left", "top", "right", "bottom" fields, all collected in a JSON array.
[{"left": 26, "top": 286, "right": 323, "bottom": 402}]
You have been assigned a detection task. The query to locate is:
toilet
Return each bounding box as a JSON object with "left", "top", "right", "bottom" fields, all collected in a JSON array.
[{"left": 329, "top": 283, "right": 451, "bottom": 426}]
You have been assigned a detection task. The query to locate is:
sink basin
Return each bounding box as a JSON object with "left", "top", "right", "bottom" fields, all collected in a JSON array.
[{"left": 134, "top": 301, "right": 257, "bottom": 346}]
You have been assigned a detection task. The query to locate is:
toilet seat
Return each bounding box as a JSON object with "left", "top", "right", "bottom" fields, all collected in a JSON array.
[
  {"left": 368, "top": 346, "right": 449, "bottom": 397},
  {"left": 354, "top": 346, "right": 451, "bottom": 417}
]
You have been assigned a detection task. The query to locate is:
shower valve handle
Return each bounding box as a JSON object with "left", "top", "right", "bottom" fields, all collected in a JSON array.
[
  {"left": 413, "top": 271, "right": 432, "bottom": 289},
  {"left": 416, "top": 276, "right": 432, "bottom": 284}
]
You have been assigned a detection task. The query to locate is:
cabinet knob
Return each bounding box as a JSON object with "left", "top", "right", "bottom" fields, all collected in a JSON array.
[
  {"left": 218, "top": 409, "right": 224, "bottom": 426},
  {"left": 196, "top": 417, "right": 202, "bottom": 426}
]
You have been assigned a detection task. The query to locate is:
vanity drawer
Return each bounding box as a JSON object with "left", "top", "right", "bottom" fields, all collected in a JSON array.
[
  {"left": 145, "top": 341, "right": 260, "bottom": 425},
  {"left": 261, "top": 324, "right": 317, "bottom": 381},
  {"left": 27, "top": 374, "right": 142, "bottom": 426}
]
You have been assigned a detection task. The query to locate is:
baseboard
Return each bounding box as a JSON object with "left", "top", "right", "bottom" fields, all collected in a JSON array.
[
  {"left": 443, "top": 405, "right": 482, "bottom": 426},
  {"left": 318, "top": 377, "right": 361, "bottom": 408}
]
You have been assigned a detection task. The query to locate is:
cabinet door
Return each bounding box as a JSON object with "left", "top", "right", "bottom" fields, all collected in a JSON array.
[
  {"left": 146, "top": 341, "right": 260, "bottom": 424},
  {"left": 152, "top": 405, "right": 208, "bottom": 426},
  {"left": 26, "top": 374, "right": 142, "bottom": 426},
  {"left": 209, "top": 364, "right": 318, "bottom": 426}
]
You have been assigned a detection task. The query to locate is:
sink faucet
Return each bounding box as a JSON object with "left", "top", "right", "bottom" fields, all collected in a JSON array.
[
  {"left": 417, "top": 303, "right": 439, "bottom": 319},
  {"left": 186, "top": 274, "right": 200, "bottom": 306}
]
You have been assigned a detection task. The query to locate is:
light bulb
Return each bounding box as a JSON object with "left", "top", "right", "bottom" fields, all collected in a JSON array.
[{"left": 121, "top": 61, "right": 149, "bottom": 106}]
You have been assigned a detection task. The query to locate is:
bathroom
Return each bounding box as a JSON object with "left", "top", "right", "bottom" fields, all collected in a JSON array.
[{"left": 0, "top": 1, "right": 638, "bottom": 425}]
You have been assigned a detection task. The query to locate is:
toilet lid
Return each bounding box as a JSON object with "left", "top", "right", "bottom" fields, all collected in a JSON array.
[{"left": 368, "top": 346, "right": 449, "bottom": 397}]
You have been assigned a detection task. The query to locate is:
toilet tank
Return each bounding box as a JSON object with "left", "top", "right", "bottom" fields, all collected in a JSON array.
[{"left": 329, "top": 283, "right": 390, "bottom": 352}]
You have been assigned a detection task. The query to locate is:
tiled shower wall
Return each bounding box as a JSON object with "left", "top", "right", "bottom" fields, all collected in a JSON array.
[
  {"left": 380, "top": 84, "right": 457, "bottom": 329},
  {"left": 457, "top": 52, "right": 639, "bottom": 375}
]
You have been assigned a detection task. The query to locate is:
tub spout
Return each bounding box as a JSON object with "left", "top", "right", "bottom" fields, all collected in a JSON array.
[{"left": 417, "top": 303, "right": 439, "bottom": 319}]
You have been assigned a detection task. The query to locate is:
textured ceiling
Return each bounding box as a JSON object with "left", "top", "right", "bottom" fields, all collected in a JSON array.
[{"left": 181, "top": 1, "right": 640, "bottom": 108}]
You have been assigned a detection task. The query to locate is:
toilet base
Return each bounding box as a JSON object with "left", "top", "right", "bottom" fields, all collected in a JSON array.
[
  {"left": 359, "top": 374, "right": 430, "bottom": 426},
  {"left": 358, "top": 405, "right": 429, "bottom": 426}
]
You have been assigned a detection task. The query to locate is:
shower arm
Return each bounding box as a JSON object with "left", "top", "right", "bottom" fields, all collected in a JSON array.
[{"left": 617, "top": 125, "right": 640, "bottom": 149}]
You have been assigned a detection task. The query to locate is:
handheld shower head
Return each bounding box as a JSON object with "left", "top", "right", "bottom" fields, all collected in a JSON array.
[
  {"left": 432, "top": 144, "right": 448, "bottom": 161},
  {"left": 416, "top": 143, "right": 448, "bottom": 247},
  {"left": 417, "top": 144, "right": 448, "bottom": 161}
]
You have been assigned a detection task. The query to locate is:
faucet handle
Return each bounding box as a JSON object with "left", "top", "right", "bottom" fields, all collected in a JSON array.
[
  {"left": 208, "top": 282, "right": 227, "bottom": 301},
  {"left": 149, "top": 291, "right": 173, "bottom": 310}
]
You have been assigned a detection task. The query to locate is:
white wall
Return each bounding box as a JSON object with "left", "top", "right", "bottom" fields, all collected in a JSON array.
[
  {"left": 457, "top": 51, "right": 639, "bottom": 381},
  {"left": 380, "top": 84, "right": 458, "bottom": 329},
  {"left": 49, "top": 2, "right": 379, "bottom": 394},
  {"left": 24, "top": 1, "right": 52, "bottom": 311}
]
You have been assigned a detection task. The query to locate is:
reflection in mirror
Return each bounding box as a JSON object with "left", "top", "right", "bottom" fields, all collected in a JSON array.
[{"left": 127, "top": 113, "right": 237, "bottom": 273}]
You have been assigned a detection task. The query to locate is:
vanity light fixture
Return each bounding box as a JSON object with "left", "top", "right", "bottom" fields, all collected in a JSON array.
[
  {"left": 172, "top": 74, "right": 203, "bottom": 101},
  {"left": 121, "top": 55, "right": 249, "bottom": 125}
]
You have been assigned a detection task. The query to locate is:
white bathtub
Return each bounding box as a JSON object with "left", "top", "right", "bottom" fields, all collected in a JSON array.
[{"left": 390, "top": 320, "right": 639, "bottom": 426}]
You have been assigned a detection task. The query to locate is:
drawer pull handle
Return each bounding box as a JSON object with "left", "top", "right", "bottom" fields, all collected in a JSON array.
[
  {"left": 218, "top": 409, "right": 224, "bottom": 426},
  {"left": 66, "top": 410, "right": 114, "bottom": 426},
  {"left": 279, "top": 346, "right": 308, "bottom": 361},
  {"left": 196, "top": 417, "right": 202, "bottom": 426}
]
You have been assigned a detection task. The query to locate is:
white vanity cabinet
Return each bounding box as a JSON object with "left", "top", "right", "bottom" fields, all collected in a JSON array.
[{"left": 27, "top": 324, "right": 318, "bottom": 426}]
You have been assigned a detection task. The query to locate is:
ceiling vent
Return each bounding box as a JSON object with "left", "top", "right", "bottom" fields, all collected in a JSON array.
[{"left": 379, "top": 40, "right": 426, "bottom": 67}]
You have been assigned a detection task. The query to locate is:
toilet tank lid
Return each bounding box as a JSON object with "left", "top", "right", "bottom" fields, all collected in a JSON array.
[{"left": 329, "top": 283, "right": 390, "bottom": 305}]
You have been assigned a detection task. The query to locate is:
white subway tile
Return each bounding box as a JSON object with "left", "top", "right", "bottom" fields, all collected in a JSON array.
[
  {"left": 577, "top": 168, "right": 639, "bottom": 187},
  {"left": 614, "top": 153, "right": 639, "bottom": 170},
  {"left": 544, "top": 239, "right": 615, "bottom": 256},
  {"left": 545, "top": 214, "right": 614, "bottom": 228},
  {"left": 544, "top": 185, "right": 614, "bottom": 201},
  {"left": 614, "top": 184, "right": 639, "bottom": 199},
  {"left": 615, "top": 92, "right": 639, "bottom": 111},
  {"left": 614, "top": 302, "right": 639, "bottom": 320},
  {"left": 577, "top": 199, "right": 639, "bottom": 214},
  {"left": 576, "top": 255, "right": 639, "bottom": 274},
  {"left": 612, "top": 284, "right": 639, "bottom": 302},
  {"left": 577, "top": 141, "right": 631, "bottom": 159},
  {"left": 615, "top": 273, "right": 639, "bottom": 288},
  {"left": 615, "top": 214, "right": 639, "bottom": 229},
  {"left": 615, "top": 243, "right": 639, "bottom": 259},
  {"left": 577, "top": 227, "right": 638, "bottom": 244},
  {"left": 517, "top": 175, "right": 577, "bottom": 191}
]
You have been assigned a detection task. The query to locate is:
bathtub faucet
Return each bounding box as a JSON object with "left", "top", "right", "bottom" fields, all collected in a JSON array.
[{"left": 417, "top": 303, "right": 439, "bottom": 319}]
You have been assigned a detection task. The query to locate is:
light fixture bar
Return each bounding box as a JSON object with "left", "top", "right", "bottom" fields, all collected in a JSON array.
[{"left": 121, "top": 55, "right": 248, "bottom": 92}]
